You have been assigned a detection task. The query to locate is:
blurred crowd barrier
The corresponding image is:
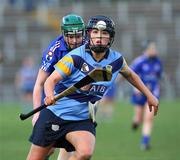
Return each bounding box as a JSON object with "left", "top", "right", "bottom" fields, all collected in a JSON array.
[{"left": 0, "top": 0, "right": 180, "bottom": 103}]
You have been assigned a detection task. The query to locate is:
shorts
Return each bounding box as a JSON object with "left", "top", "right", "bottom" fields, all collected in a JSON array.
[
  {"left": 131, "top": 89, "right": 160, "bottom": 107},
  {"left": 29, "top": 109, "right": 96, "bottom": 152}
]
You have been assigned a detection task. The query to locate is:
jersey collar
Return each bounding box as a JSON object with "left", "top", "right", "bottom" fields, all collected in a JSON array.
[{"left": 85, "top": 43, "right": 109, "bottom": 62}]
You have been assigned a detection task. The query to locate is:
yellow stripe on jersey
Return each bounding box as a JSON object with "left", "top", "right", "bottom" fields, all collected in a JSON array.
[
  {"left": 61, "top": 56, "right": 73, "bottom": 63},
  {"left": 120, "top": 58, "right": 129, "bottom": 73},
  {"left": 56, "top": 61, "right": 71, "bottom": 76}
]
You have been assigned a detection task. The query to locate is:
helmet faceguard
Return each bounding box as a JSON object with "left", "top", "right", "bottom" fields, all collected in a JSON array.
[
  {"left": 61, "top": 14, "right": 85, "bottom": 50},
  {"left": 86, "top": 15, "right": 115, "bottom": 53}
]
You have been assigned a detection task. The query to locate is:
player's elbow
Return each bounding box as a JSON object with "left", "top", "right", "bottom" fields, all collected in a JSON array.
[{"left": 44, "top": 77, "right": 52, "bottom": 89}]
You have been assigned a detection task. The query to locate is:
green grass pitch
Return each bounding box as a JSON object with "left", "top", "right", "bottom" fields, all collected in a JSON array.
[{"left": 0, "top": 100, "right": 180, "bottom": 160}]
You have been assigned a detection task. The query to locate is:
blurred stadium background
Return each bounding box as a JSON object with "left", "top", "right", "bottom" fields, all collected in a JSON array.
[
  {"left": 0, "top": 0, "right": 180, "bottom": 101},
  {"left": 0, "top": 0, "right": 180, "bottom": 160}
]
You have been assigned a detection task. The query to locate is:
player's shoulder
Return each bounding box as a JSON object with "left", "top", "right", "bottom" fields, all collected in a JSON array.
[
  {"left": 42, "top": 35, "right": 67, "bottom": 58},
  {"left": 109, "top": 48, "right": 124, "bottom": 59},
  {"left": 107, "top": 49, "right": 126, "bottom": 69},
  {"left": 67, "top": 44, "right": 86, "bottom": 57},
  {"left": 48, "top": 35, "right": 67, "bottom": 51}
]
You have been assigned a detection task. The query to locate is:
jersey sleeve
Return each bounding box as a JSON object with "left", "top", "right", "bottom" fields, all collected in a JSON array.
[
  {"left": 119, "top": 57, "right": 129, "bottom": 73},
  {"left": 54, "top": 55, "right": 74, "bottom": 79},
  {"left": 40, "top": 40, "right": 61, "bottom": 73}
]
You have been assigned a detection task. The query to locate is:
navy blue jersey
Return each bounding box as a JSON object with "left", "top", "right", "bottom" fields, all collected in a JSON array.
[
  {"left": 47, "top": 44, "right": 128, "bottom": 120},
  {"left": 130, "top": 54, "right": 163, "bottom": 99},
  {"left": 40, "top": 35, "right": 69, "bottom": 74}
]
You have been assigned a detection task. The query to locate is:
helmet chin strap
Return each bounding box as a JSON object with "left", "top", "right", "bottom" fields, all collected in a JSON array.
[
  {"left": 89, "top": 38, "right": 110, "bottom": 54},
  {"left": 88, "top": 33, "right": 113, "bottom": 54}
]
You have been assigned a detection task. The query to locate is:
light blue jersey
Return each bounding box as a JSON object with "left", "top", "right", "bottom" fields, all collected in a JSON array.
[{"left": 47, "top": 44, "right": 128, "bottom": 120}]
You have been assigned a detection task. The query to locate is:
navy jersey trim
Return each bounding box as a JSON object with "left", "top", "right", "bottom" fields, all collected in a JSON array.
[
  {"left": 71, "top": 55, "right": 94, "bottom": 73},
  {"left": 109, "top": 56, "right": 124, "bottom": 73},
  {"left": 54, "top": 84, "right": 101, "bottom": 103}
]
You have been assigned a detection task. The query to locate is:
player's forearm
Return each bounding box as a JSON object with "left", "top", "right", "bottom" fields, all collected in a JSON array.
[
  {"left": 44, "top": 71, "right": 64, "bottom": 105},
  {"left": 33, "top": 84, "right": 43, "bottom": 109},
  {"left": 126, "top": 71, "right": 154, "bottom": 98},
  {"left": 33, "top": 69, "right": 50, "bottom": 107},
  {"left": 44, "top": 77, "right": 56, "bottom": 98}
]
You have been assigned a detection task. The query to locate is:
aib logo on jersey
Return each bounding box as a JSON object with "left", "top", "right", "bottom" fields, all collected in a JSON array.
[
  {"left": 81, "top": 63, "right": 89, "bottom": 72},
  {"left": 89, "top": 85, "right": 107, "bottom": 95}
]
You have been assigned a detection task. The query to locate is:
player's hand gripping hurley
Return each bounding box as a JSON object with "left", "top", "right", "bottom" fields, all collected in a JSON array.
[{"left": 19, "top": 67, "right": 112, "bottom": 120}]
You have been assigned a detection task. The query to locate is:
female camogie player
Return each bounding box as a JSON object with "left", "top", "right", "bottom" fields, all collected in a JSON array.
[{"left": 27, "top": 15, "right": 159, "bottom": 160}]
